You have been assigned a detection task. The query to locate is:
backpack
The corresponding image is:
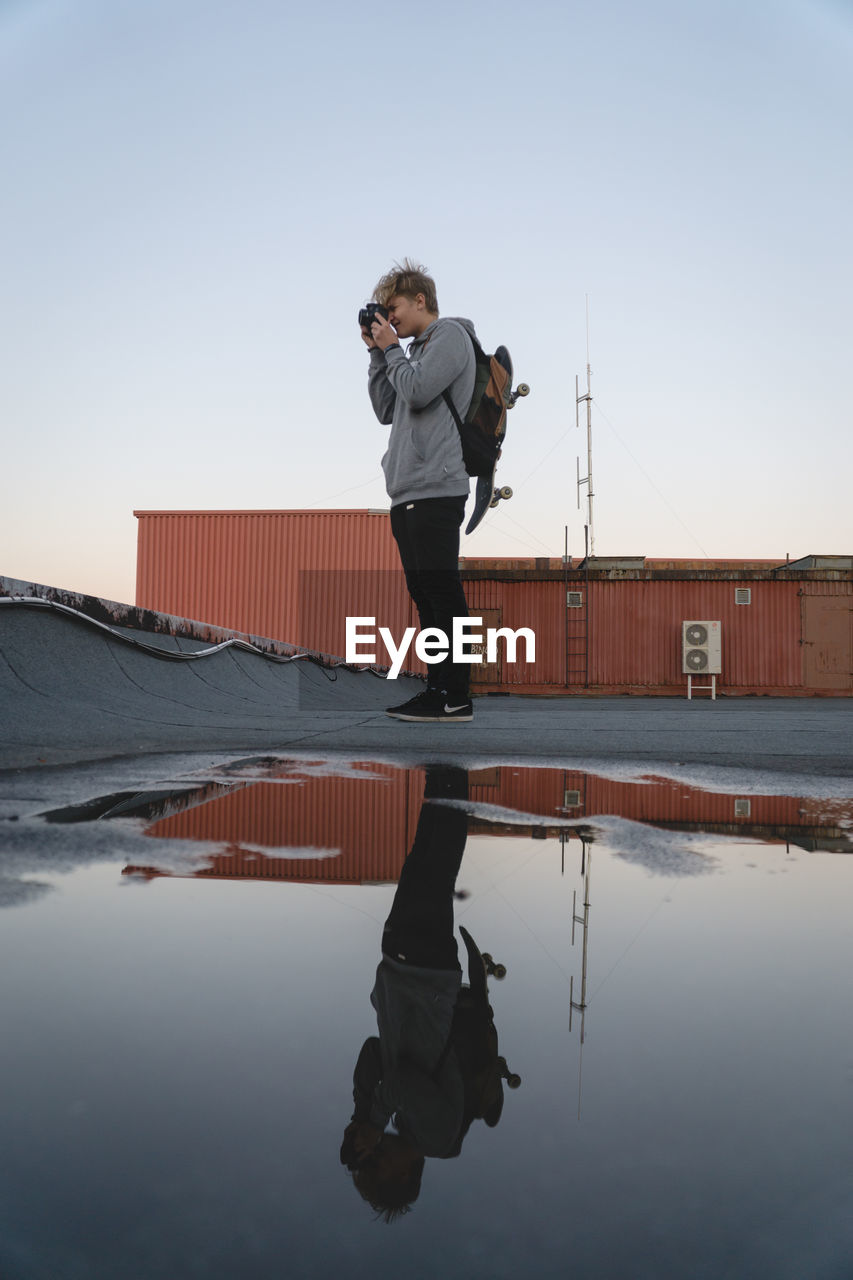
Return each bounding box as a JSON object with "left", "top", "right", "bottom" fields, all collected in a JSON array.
[{"left": 442, "top": 337, "right": 513, "bottom": 479}]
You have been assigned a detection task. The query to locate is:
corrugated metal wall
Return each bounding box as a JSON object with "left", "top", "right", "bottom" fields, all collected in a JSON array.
[
  {"left": 464, "top": 580, "right": 563, "bottom": 686},
  {"left": 135, "top": 509, "right": 415, "bottom": 660},
  {"left": 464, "top": 576, "right": 850, "bottom": 693},
  {"left": 587, "top": 579, "right": 803, "bottom": 689},
  {"left": 135, "top": 511, "right": 851, "bottom": 694}
]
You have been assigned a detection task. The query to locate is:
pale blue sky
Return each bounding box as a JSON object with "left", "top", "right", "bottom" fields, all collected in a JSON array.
[{"left": 2, "top": 0, "right": 851, "bottom": 602}]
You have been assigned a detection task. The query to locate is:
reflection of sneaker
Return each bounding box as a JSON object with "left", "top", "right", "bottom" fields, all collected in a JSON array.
[{"left": 387, "top": 690, "right": 473, "bottom": 722}]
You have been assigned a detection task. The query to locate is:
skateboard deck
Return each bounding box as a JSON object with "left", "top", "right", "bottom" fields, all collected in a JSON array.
[{"left": 465, "top": 345, "right": 528, "bottom": 535}]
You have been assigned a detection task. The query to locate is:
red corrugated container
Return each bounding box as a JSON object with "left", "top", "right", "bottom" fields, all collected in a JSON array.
[
  {"left": 587, "top": 578, "right": 803, "bottom": 690},
  {"left": 465, "top": 579, "right": 563, "bottom": 688},
  {"left": 463, "top": 572, "right": 851, "bottom": 694},
  {"left": 135, "top": 512, "right": 852, "bottom": 694},
  {"left": 135, "top": 509, "right": 421, "bottom": 665}
]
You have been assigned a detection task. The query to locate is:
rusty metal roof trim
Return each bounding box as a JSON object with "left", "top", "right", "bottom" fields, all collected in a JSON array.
[
  {"left": 459, "top": 566, "right": 853, "bottom": 583},
  {"left": 133, "top": 508, "right": 390, "bottom": 518},
  {"left": 1, "top": 575, "right": 299, "bottom": 651},
  {"left": 775, "top": 555, "right": 853, "bottom": 572},
  {"left": 0, "top": 575, "right": 373, "bottom": 671}
]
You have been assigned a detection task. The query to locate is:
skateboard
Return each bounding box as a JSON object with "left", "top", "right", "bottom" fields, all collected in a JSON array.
[{"left": 465, "top": 345, "right": 529, "bottom": 535}]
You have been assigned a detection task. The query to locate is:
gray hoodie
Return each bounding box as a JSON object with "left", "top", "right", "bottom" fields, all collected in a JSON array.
[{"left": 368, "top": 316, "right": 477, "bottom": 506}]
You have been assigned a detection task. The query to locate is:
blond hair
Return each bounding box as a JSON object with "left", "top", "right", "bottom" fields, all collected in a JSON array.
[{"left": 372, "top": 259, "right": 439, "bottom": 314}]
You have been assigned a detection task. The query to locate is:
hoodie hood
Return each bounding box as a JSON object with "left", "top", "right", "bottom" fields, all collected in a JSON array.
[{"left": 412, "top": 316, "right": 478, "bottom": 350}]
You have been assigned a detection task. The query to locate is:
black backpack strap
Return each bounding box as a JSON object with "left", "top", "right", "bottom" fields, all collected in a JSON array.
[
  {"left": 442, "top": 388, "right": 464, "bottom": 432},
  {"left": 441, "top": 321, "right": 483, "bottom": 431}
]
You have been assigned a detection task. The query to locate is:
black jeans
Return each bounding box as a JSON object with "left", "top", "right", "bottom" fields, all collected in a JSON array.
[
  {"left": 381, "top": 767, "right": 469, "bottom": 971},
  {"left": 390, "top": 495, "right": 470, "bottom": 698}
]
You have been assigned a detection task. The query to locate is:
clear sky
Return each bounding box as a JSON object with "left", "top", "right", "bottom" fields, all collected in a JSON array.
[{"left": 2, "top": 0, "right": 851, "bottom": 604}]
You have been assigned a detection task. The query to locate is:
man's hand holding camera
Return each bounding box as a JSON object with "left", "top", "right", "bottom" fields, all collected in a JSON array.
[
  {"left": 371, "top": 313, "right": 399, "bottom": 351},
  {"left": 359, "top": 302, "right": 397, "bottom": 351}
]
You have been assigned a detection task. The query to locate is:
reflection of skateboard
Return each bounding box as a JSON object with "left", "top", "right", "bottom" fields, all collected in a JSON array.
[
  {"left": 459, "top": 926, "right": 521, "bottom": 1091},
  {"left": 465, "top": 345, "right": 529, "bottom": 535}
]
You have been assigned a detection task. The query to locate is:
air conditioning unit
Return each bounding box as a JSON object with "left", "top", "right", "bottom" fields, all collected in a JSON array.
[{"left": 682, "top": 620, "right": 722, "bottom": 674}]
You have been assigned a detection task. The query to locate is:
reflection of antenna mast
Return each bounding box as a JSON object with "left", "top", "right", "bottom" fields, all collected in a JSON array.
[
  {"left": 576, "top": 296, "right": 595, "bottom": 556},
  {"left": 569, "top": 834, "right": 593, "bottom": 1121},
  {"left": 569, "top": 836, "right": 592, "bottom": 1043}
]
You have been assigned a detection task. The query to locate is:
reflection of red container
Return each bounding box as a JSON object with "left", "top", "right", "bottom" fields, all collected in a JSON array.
[
  {"left": 144, "top": 764, "right": 425, "bottom": 884},
  {"left": 469, "top": 767, "right": 810, "bottom": 831},
  {"left": 127, "top": 764, "right": 852, "bottom": 886},
  {"left": 135, "top": 512, "right": 852, "bottom": 695}
]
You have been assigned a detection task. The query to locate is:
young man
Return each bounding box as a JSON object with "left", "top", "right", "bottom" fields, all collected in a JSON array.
[{"left": 362, "top": 259, "right": 476, "bottom": 722}]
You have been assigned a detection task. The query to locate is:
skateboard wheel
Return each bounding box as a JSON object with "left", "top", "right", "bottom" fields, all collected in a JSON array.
[
  {"left": 516, "top": 383, "right": 530, "bottom": 396},
  {"left": 507, "top": 1073, "right": 521, "bottom": 1089},
  {"left": 492, "top": 963, "right": 507, "bottom": 979},
  {"left": 489, "top": 494, "right": 500, "bottom": 508},
  {"left": 499, "top": 486, "right": 513, "bottom": 500}
]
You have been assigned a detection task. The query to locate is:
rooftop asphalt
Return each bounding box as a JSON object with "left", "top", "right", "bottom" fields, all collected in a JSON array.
[{"left": 1, "top": 597, "right": 851, "bottom": 819}]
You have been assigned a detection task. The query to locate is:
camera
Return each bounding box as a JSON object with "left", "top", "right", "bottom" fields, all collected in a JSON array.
[{"left": 358, "top": 302, "right": 389, "bottom": 330}]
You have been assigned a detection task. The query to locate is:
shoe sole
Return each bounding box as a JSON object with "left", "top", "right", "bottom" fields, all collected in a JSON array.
[{"left": 386, "top": 711, "right": 473, "bottom": 722}]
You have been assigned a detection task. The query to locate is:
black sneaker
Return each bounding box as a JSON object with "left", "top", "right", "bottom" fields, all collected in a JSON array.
[
  {"left": 386, "top": 688, "right": 434, "bottom": 718},
  {"left": 386, "top": 689, "right": 473, "bottom": 722}
]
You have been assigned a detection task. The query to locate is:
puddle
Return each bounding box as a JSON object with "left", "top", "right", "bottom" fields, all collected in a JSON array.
[{"left": 1, "top": 757, "right": 852, "bottom": 1279}]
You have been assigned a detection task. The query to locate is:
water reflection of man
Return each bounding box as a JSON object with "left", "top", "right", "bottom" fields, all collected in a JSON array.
[{"left": 340, "top": 766, "right": 517, "bottom": 1222}]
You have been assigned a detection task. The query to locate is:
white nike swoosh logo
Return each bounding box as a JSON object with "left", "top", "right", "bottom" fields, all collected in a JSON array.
[{"left": 444, "top": 704, "right": 468, "bottom": 713}]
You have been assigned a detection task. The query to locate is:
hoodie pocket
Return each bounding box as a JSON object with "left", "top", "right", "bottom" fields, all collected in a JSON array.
[
  {"left": 409, "top": 425, "right": 426, "bottom": 462},
  {"left": 412, "top": 426, "right": 455, "bottom": 484}
]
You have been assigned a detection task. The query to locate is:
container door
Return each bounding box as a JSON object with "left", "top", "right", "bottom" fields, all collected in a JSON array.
[
  {"left": 469, "top": 608, "right": 503, "bottom": 687},
  {"left": 801, "top": 596, "right": 853, "bottom": 690}
]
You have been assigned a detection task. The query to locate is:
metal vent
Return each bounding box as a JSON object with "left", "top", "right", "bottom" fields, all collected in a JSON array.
[
  {"left": 564, "top": 790, "right": 581, "bottom": 808},
  {"left": 734, "top": 798, "right": 751, "bottom": 818},
  {"left": 567, "top": 592, "right": 584, "bottom": 608},
  {"left": 735, "top": 588, "right": 751, "bottom": 605}
]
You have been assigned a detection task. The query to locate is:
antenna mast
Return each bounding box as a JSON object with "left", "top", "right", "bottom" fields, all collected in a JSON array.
[{"left": 576, "top": 296, "right": 595, "bottom": 556}]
